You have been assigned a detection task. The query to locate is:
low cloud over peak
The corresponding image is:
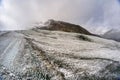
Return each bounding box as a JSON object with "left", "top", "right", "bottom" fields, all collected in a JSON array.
[{"left": 0, "top": 0, "right": 120, "bottom": 34}]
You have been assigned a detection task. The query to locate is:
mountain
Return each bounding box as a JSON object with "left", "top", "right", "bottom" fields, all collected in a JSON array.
[
  {"left": 0, "top": 21, "right": 120, "bottom": 80},
  {"left": 102, "top": 29, "right": 120, "bottom": 42},
  {"left": 38, "top": 19, "right": 93, "bottom": 35}
]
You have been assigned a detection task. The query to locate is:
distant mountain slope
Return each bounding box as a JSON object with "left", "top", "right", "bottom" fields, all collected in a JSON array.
[
  {"left": 39, "top": 19, "right": 93, "bottom": 35},
  {"left": 102, "top": 29, "right": 120, "bottom": 42}
]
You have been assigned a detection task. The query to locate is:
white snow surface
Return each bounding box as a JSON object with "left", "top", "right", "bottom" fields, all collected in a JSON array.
[{"left": 0, "top": 29, "right": 120, "bottom": 79}]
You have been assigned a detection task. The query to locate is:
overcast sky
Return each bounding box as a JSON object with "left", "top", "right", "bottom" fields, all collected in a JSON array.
[{"left": 0, "top": 0, "right": 120, "bottom": 34}]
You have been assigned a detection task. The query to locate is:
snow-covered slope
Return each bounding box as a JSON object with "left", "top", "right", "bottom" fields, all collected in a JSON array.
[
  {"left": 0, "top": 29, "right": 120, "bottom": 80},
  {"left": 102, "top": 29, "right": 120, "bottom": 42}
]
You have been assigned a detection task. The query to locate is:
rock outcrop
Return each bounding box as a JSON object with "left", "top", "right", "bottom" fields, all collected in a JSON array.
[{"left": 40, "top": 19, "right": 92, "bottom": 35}]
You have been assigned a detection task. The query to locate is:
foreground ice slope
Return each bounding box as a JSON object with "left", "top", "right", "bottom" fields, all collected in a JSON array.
[{"left": 0, "top": 29, "right": 120, "bottom": 80}]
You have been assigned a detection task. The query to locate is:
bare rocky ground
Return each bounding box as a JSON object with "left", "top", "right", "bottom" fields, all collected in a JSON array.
[{"left": 0, "top": 28, "right": 120, "bottom": 80}]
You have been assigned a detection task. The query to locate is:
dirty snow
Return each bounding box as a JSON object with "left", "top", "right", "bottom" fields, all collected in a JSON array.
[{"left": 0, "top": 29, "right": 120, "bottom": 79}]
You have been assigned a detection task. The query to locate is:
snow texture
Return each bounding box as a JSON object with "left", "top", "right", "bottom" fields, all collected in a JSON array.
[{"left": 0, "top": 29, "right": 120, "bottom": 80}]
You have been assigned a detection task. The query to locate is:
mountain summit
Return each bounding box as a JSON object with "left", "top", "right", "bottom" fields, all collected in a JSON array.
[{"left": 39, "top": 19, "right": 93, "bottom": 35}]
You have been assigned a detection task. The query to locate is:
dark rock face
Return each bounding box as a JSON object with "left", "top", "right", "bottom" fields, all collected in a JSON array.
[{"left": 43, "top": 19, "right": 92, "bottom": 35}]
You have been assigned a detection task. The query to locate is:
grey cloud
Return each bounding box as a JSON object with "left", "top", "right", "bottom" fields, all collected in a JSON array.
[{"left": 0, "top": 0, "right": 120, "bottom": 34}]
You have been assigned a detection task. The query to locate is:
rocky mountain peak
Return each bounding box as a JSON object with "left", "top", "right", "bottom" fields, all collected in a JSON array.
[{"left": 41, "top": 19, "right": 93, "bottom": 35}]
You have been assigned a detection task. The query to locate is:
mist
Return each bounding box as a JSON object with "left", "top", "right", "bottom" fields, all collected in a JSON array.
[{"left": 0, "top": 0, "right": 120, "bottom": 34}]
